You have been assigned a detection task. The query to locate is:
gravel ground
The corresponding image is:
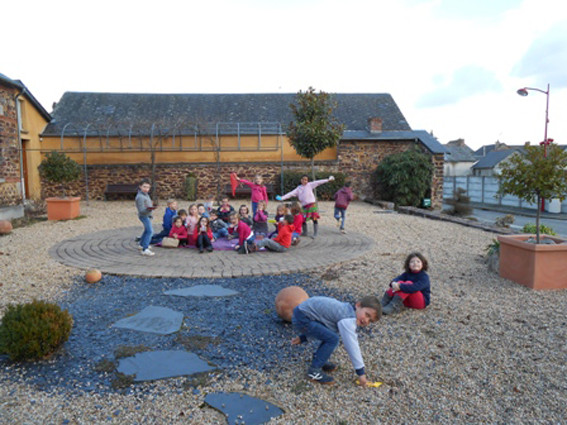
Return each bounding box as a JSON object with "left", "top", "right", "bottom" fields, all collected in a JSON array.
[{"left": 1, "top": 200, "right": 566, "bottom": 424}]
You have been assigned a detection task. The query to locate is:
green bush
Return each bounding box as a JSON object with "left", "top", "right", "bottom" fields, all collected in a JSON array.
[
  {"left": 522, "top": 223, "right": 557, "bottom": 236},
  {"left": 275, "top": 171, "right": 346, "bottom": 201},
  {"left": 38, "top": 151, "right": 81, "bottom": 197},
  {"left": 0, "top": 300, "right": 73, "bottom": 361},
  {"left": 372, "top": 149, "right": 433, "bottom": 207},
  {"left": 184, "top": 173, "right": 197, "bottom": 201}
]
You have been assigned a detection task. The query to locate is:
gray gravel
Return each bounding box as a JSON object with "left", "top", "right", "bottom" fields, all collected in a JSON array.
[{"left": 1, "top": 200, "right": 566, "bottom": 424}]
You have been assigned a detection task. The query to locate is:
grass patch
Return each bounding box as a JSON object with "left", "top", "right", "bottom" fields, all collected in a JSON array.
[
  {"left": 114, "top": 344, "right": 151, "bottom": 359},
  {"left": 111, "top": 372, "right": 135, "bottom": 389},
  {"left": 9, "top": 216, "right": 48, "bottom": 230},
  {"left": 291, "top": 380, "right": 312, "bottom": 395},
  {"left": 176, "top": 334, "right": 221, "bottom": 351},
  {"left": 93, "top": 358, "right": 116, "bottom": 373},
  {"left": 183, "top": 371, "right": 214, "bottom": 388}
]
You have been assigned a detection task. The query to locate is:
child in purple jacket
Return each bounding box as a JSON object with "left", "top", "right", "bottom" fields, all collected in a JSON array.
[{"left": 333, "top": 182, "right": 354, "bottom": 234}]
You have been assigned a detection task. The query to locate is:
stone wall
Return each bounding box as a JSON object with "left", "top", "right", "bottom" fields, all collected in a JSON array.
[
  {"left": 40, "top": 140, "right": 444, "bottom": 209},
  {"left": 0, "top": 85, "right": 22, "bottom": 207}
]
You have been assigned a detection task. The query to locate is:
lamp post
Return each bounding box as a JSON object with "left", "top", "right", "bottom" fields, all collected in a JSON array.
[{"left": 517, "top": 83, "right": 551, "bottom": 211}]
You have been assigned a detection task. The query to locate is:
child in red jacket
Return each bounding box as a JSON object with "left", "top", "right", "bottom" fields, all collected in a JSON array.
[
  {"left": 194, "top": 216, "right": 214, "bottom": 253},
  {"left": 290, "top": 201, "right": 304, "bottom": 245},
  {"left": 227, "top": 212, "right": 255, "bottom": 253},
  {"left": 252, "top": 215, "right": 295, "bottom": 253},
  {"left": 169, "top": 216, "right": 189, "bottom": 246}
]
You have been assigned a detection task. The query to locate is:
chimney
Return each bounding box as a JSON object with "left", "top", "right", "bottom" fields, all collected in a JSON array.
[{"left": 368, "top": 117, "right": 383, "bottom": 133}]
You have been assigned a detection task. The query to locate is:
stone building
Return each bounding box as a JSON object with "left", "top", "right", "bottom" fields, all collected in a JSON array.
[
  {"left": 0, "top": 73, "right": 51, "bottom": 219},
  {"left": 39, "top": 92, "right": 445, "bottom": 207}
]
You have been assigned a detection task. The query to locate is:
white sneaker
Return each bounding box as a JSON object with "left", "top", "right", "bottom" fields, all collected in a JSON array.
[
  {"left": 137, "top": 245, "right": 144, "bottom": 250},
  {"left": 141, "top": 249, "right": 155, "bottom": 256}
]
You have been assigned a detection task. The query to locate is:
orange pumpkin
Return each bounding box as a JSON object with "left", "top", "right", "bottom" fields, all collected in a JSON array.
[
  {"left": 85, "top": 269, "right": 102, "bottom": 284},
  {"left": 0, "top": 220, "right": 12, "bottom": 235},
  {"left": 275, "top": 286, "right": 309, "bottom": 322}
]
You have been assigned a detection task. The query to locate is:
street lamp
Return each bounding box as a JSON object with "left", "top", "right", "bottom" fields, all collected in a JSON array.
[{"left": 517, "top": 83, "right": 552, "bottom": 211}]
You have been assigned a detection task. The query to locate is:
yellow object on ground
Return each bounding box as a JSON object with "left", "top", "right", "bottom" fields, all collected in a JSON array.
[{"left": 356, "top": 380, "right": 383, "bottom": 387}]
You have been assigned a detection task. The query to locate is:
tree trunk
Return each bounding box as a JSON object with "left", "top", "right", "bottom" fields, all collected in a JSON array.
[{"left": 535, "top": 194, "right": 541, "bottom": 243}]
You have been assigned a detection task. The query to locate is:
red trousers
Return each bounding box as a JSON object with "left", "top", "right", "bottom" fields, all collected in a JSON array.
[{"left": 386, "top": 288, "right": 426, "bottom": 309}]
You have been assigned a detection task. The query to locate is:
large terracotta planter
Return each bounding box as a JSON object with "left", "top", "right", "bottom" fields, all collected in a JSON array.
[
  {"left": 46, "top": 197, "right": 81, "bottom": 221},
  {"left": 497, "top": 234, "right": 567, "bottom": 290}
]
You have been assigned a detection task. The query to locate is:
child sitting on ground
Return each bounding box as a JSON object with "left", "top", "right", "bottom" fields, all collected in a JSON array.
[
  {"left": 177, "top": 209, "right": 188, "bottom": 227},
  {"left": 252, "top": 214, "right": 294, "bottom": 253},
  {"left": 252, "top": 200, "right": 269, "bottom": 236},
  {"left": 381, "top": 252, "right": 431, "bottom": 315},
  {"left": 291, "top": 295, "right": 381, "bottom": 386},
  {"left": 194, "top": 216, "right": 214, "bottom": 253},
  {"left": 168, "top": 216, "right": 188, "bottom": 246},
  {"left": 290, "top": 201, "right": 304, "bottom": 245},
  {"left": 238, "top": 204, "right": 253, "bottom": 227},
  {"left": 227, "top": 212, "right": 254, "bottom": 253},
  {"left": 197, "top": 203, "right": 209, "bottom": 218},
  {"left": 209, "top": 210, "right": 229, "bottom": 239},
  {"left": 186, "top": 204, "right": 200, "bottom": 246},
  {"left": 150, "top": 199, "right": 177, "bottom": 244},
  {"left": 217, "top": 196, "right": 235, "bottom": 223},
  {"left": 234, "top": 173, "right": 269, "bottom": 216}
]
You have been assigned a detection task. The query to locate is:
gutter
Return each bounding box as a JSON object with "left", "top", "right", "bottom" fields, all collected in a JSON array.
[{"left": 14, "top": 87, "right": 26, "bottom": 201}]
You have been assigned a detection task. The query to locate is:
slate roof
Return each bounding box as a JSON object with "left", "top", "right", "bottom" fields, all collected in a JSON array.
[
  {"left": 42, "top": 92, "right": 412, "bottom": 136},
  {"left": 472, "top": 149, "right": 521, "bottom": 169},
  {"left": 342, "top": 130, "right": 445, "bottom": 154},
  {"left": 444, "top": 144, "right": 476, "bottom": 162},
  {"left": 0, "top": 73, "right": 51, "bottom": 121}
]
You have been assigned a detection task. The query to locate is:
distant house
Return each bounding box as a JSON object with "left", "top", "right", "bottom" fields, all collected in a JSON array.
[
  {"left": 474, "top": 141, "right": 524, "bottom": 159},
  {"left": 39, "top": 92, "right": 446, "bottom": 207},
  {"left": 443, "top": 138, "right": 476, "bottom": 176},
  {"left": 0, "top": 73, "right": 51, "bottom": 219},
  {"left": 471, "top": 148, "right": 523, "bottom": 177}
]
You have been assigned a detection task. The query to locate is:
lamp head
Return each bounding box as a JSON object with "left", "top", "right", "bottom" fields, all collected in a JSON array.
[{"left": 517, "top": 88, "right": 529, "bottom": 97}]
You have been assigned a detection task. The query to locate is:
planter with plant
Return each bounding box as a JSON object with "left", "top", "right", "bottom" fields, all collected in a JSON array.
[
  {"left": 38, "top": 151, "right": 82, "bottom": 220},
  {"left": 496, "top": 142, "right": 567, "bottom": 289}
]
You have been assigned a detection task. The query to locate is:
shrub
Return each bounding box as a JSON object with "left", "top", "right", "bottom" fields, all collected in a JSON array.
[
  {"left": 38, "top": 151, "right": 81, "bottom": 197},
  {"left": 184, "top": 173, "right": 197, "bottom": 201},
  {"left": 275, "top": 171, "right": 346, "bottom": 201},
  {"left": 372, "top": 149, "right": 433, "bottom": 207},
  {"left": 445, "top": 188, "right": 473, "bottom": 216},
  {"left": 0, "top": 300, "right": 73, "bottom": 361},
  {"left": 522, "top": 223, "right": 557, "bottom": 236},
  {"left": 495, "top": 214, "right": 515, "bottom": 228}
]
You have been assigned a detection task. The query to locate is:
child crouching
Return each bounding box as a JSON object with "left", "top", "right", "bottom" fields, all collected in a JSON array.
[
  {"left": 251, "top": 214, "right": 294, "bottom": 253},
  {"left": 291, "top": 295, "right": 381, "bottom": 386}
]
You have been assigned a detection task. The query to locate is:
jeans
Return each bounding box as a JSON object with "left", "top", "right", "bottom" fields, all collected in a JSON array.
[
  {"left": 255, "top": 238, "right": 286, "bottom": 252},
  {"left": 197, "top": 233, "right": 213, "bottom": 250},
  {"left": 138, "top": 215, "right": 153, "bottom": 250},
  {"left": 150, "top": 226, "right": 171, "bottom": 244},
  {"left": 334, "top": 207, "right": 346, "bottom": 230},
  {"left": 251, "top": 201, "right": 258, "bottom": 217},
  {"left": 292, "top": 307, "right": 339, "bottom": 369},
  {"left": 213, "top": 227, "right": 229, "bottom": 239}
]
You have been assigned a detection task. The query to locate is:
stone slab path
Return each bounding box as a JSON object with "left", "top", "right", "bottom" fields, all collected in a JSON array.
[{"left": 49, "top": 225, "right": 373, "bottom": 278}]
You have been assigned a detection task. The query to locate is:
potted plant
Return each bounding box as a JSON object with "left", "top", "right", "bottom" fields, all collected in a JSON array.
[
  {"left": 38, "top": 151, "right": 82, "bottom": 220},
  {"left": 496, "top": 142, "right": 567, "bottom": 289}
]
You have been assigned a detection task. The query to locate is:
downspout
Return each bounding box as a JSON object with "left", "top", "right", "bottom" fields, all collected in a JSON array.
[{"left": 14, "top": 87, "right": 26, "bottom": 202}]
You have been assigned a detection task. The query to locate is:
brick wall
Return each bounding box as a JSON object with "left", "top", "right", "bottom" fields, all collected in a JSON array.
[
  {"left": 0, "top": 85, "right": 22, "bottom": 207},
  {"left": 40, "top": 140, "right": 444, "bottom": 208}
]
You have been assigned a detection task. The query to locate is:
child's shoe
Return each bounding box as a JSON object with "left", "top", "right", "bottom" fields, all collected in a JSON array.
[
  {"left": 247, "top": 242, "right": 258, "bottom": 253},
  {"left": 322, "top": 362, "right": 338, "bottom": 373},
  {"left": 141, "top": 249, "right": 155, "bottom": 256},
  {"left": 291, "top": 238, "right": 300, "bottom": 246},
  {"left": 382, "top": 295, "right": 406, "bottom": 315},
  {"left": 206, "top": 247, "right": 213, "bottom": 252},
  {"left": 307, "top": 367, "right": 334, "bottom": 385},
  {"left": 199, "top": 248, "right": 204, "bottom": 254},
  {"left": 137, "top": 245, "right": 144, "bottom": 251},
  {"left": 381, "top": 292, "right": 393, "bottom": 308}
]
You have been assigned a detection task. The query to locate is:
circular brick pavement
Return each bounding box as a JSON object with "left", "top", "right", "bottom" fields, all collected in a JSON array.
[{"left": 49, "top": 225, "right": 373, "bottom": 278}]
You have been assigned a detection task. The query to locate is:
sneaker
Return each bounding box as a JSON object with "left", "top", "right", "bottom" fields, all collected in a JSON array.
[
  {"left": 291, "top": 238, "right": 300, "bottom": 246},
  {"left": 247, "top": 242, "right": 258, "bottom": 253},
  {"left": 137, "top": 245, "right": 144, "bottom": 251},
  {"left": 206, "top": 246, "right": 213, "bottom": 252},
  {"left": 382, "top": 295, "right": 406, "bottom": 315},
  {"left": 340, "top": 229, "right": 346, "bottom": 234},
  {"left": 322, "top": 362, "right": 338, "bottom": 373},
  {"left": 381, "top": 292, "right": 393, "bottom": 308},
  {"left": 307, "top": 367, "right": 334, "bottom": 385},
  {"left": 141, "top": 249, "right": 155, "bottom": 256},
  {"left": 135, "top": 237, "right": 141, "bottom": 242},
  {"left": 199, "top": 248, "right": 204, "bottom": 254}
]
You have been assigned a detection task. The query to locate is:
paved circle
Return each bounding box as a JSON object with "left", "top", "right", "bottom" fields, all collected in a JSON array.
[{"left": 49, "top": 226, "right": 373, "bottom": 278}]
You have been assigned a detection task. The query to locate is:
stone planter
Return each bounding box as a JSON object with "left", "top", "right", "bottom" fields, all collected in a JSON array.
[
  {"left": 46, "top": 197, "right": 81, "bottom": 221},
  {"left": 497, "top": 234, "right": 567, "bottom": 290}
]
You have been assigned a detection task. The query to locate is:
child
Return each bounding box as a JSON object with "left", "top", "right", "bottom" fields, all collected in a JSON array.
[
  {"left": 197, "top": 203, "right": 209, "bottom": 218},
  {"left": 291, "top": 295, "right": 381, "bottom": 386},
  {"left": 289, "top": 201, "right": 304, "bottom": 245},
  {"left": 186, "top": 204, "right": 200, "bottom": 246},
  {"left": 234, "top": 173, "right": 269, "bottom": 216},
  {"left": 381, "top": 252, "right": 431, "bottom": 315},
  {"left": 252, "top": 200, "right": 269, "bottom": 236},
  {"left": 209, "top": 210, "right": 229, "bottom": 239},
  {"left": 277, "top": 175, "right": 335, "bottom": 238},
  {"left": 177, "top": 209, "right": 188, "bottom": 227},
  {"left": 135, "top": 179, "right": 156, "bottom": 256},
  {"left": 194, "top": 216, "right": 214, "bottom": 253},
  {"left": 150, "top": 199, "right": 178, "bottom": 244},
  {"left": 333, "top": 181, "right": 354, "bottom": 234},
  {"left": 238, "top": 204, "right": 253, "bottom": 227},
  {"left": 169, "top": 216, "right": 189, "bottom": 246},
  {"left": 252, "top": 214, "right": 294, "bottom": 253},
  {"left": 217, "top": 197, "right": 235, "bottom": 223},
  {"left": 227, "top": 212, "right": 254, "bottom": 253}
]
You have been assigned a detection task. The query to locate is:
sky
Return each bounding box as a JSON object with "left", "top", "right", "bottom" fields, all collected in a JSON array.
[{"left": 3, "top": 0, "right": 567, "bottom": 150}]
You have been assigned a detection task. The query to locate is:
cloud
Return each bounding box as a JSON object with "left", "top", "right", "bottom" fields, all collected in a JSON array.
[
  {"left": 416, "top": 65, "right": 502, "bottom": 108},
  {"left": 513, "top": 21, "right": 567, "bottom": 89}
]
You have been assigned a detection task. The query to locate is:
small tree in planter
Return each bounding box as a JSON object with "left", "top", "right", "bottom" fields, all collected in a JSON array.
[
  {"left": 39, "top": 151, "right": 82, "bottom": 198},
  {"left": 38, "top": 151, "right": 82, "bottom": 220},
  {"left": 497, "top": 143, "right": 567, "bottom": 243}
]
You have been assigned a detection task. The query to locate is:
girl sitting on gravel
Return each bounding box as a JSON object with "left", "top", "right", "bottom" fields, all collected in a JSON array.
[
  {"left": 186, "top": 204, "right": 200, "bottom": 246},
  {"left": 381, "top": 252, "right": 431, "bottom": 315},
  {"left": 169, "top": 216, "right": 189, "bottom": 246},
  {"left": 194, "top": 216, "right": 214, "bottom": 253},
  {"left": 227, "top": 212, "right": 255, "bottom": 253}
]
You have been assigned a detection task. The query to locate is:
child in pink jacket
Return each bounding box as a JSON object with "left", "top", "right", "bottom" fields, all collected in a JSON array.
[{"left": 235, "top": 173, "right": 269, "bottom": 217}]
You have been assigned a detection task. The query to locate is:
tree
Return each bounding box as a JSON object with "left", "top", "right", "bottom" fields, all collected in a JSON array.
[
  {"left": 498, "top": 143, "right": 567, "bottom": 243},
  {"left": 287, "top": 87, "right": 344, "bottom": 180}
]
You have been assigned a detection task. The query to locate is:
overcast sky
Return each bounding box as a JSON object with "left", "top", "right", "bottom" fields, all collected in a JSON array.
[{"left": 3, "top": 0, "right": 567, "bottom": 150}]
